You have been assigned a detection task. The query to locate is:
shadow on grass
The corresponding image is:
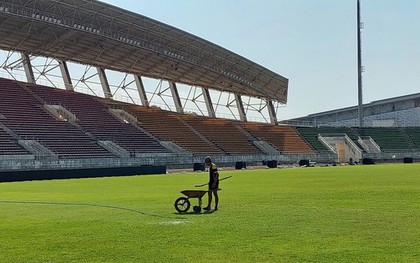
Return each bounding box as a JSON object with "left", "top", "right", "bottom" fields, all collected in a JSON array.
[
  {"left": 0, "top": 200, "right": 187, "bottom": 220},
  {"left": 173, "top": 209, "right": 216, "bottom": 216}
]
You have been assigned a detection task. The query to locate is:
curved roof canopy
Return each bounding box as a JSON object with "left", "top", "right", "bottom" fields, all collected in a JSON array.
[{"left": 0, "top": 0, "right": 288, "bottom": 103}]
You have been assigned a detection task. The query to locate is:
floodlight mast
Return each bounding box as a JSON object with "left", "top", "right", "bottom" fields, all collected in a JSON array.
[{"left": 357, "top": 0, "right": 364, "bottom": 127}]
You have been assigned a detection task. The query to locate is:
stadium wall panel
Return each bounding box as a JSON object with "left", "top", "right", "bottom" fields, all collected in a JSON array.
[{"left": 0, "top": 165, "right": 166, "bottom": 182}]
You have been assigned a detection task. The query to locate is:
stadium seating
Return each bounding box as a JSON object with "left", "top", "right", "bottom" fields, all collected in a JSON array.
[
  {"left": 294, "top": 127, "right": 332, "bottom": 152},
  {"left": 295, "top": 126, "right": 363, "bottom": 152},
  {"left": 179, "top": 114, "right": 262, "bottom": 155},
  {"left": 356, "top": 127, "right": 412, "bottom": 151},
  {"left": 240, "top": 122, "right": 314, "bottom": 154},
  {"left": 0, "top": 78, "right": 114, "bottom": 158},
  {"left": 404, "top": 127, "right": 420, "bottom": 149},
  {"left": 24, "top": 82, "right": 168, "bottom": 155},
  {"left": 0, "top": 128, "right": 29, "bottom": 155},
  {"left": 3, "top": 77, "right": 420, "bottom": 162},
  {"left": 125, "top": 105, "right": 223, "bottom": 155}
]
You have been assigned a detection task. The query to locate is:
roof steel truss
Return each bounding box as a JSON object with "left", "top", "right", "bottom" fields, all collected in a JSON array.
[
  {"left": 0, "top": 0, "right": 288, "bottom": 103},
  {"left": 1, "top": 48, "right": 282, "bottom": 123}
]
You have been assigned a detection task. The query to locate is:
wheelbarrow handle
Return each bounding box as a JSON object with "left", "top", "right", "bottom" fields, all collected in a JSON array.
[{"left": 194, "top": 175, "right": 232, "bottom": 187}]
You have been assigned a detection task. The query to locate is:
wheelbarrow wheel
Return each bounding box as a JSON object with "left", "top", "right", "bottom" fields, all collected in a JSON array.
[
  {"left": 174, "top": 197, "right": 190, "bottom": 213},
  {"left": 193, "top": 205, "right": 201, "bottom": 213}
]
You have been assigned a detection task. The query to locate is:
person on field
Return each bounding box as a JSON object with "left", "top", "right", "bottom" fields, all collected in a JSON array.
[{"left": 203, "top": 156, "right": 219, "bottom": 211}]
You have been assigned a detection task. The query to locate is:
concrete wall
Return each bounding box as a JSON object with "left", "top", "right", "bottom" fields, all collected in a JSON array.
[
  {"left": 0, "top": 152, "right": 339, "bottom": 173},
  {"left": 0, "top": 165, "right": 166, "bottom": 182}
]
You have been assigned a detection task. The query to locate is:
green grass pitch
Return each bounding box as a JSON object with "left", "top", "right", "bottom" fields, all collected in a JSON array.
[{"left": 1, "top": 164, "right": 420, "bottom": 262}]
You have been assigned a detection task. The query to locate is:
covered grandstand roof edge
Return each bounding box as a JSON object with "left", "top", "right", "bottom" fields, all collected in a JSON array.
[{"left": 0, "top": 0, "right": 288, "bottom": 103}]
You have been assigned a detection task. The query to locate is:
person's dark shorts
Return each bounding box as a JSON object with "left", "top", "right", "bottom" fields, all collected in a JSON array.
[{"left": 208, "top": 182, "right": 219, "bottom": 190}]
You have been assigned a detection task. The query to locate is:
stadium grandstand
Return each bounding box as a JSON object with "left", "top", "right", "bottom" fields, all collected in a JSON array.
[{"left": 0, "top": 0, "right": 418, "bottom": 181}]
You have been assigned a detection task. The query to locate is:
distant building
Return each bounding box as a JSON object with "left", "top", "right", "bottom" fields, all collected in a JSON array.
[{"left": 284, "top": 93, "right": 420, "bottom": 127}]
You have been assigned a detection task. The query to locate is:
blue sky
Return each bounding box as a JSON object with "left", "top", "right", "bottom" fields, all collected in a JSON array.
[{"left": 101, "top": 0, "right": 420, "bottom": 120}]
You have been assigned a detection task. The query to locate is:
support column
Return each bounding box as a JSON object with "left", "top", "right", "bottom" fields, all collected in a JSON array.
[
  {"left": 58, "top": 60, "right": 73, "bottom": 91},
  {"left": 202, "top": 87, "right": 215, "bottom": 118},
  {"left": 21, "top": 53, "right": 36, "bottom": 84},
  {"left": 96, "top": 67, "right": 112, "bottom": 99},
  {"left": 267, "top": 100, "right": 278, "bottom": 125},
  {"left": 169, "top": 81, "right": 183, "bottom": 113},
  {"left": 235, "top": 94, "right": 247, "bottom": 122},
  {"left": 134, "top": 75, "right": 149, "bottom": 107}
]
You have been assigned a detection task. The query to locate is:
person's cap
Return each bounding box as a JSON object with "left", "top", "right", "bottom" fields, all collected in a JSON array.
[{"left": 204, "top": 156, "right": 212, "bottom": 163}]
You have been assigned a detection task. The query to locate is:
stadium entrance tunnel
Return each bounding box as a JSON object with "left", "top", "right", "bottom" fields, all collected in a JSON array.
[{"left": 0, "top": 165, "right": 166, "bottom": 182}]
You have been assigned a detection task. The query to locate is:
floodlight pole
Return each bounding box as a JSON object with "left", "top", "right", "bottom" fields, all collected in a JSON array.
[{"left": 357, "top": 0, "right": 364, "bottom": 127}]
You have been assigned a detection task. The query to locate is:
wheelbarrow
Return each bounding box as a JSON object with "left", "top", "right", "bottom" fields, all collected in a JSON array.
[{"left": 174, "top": 190, "right": 209, "bottom": 213}]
